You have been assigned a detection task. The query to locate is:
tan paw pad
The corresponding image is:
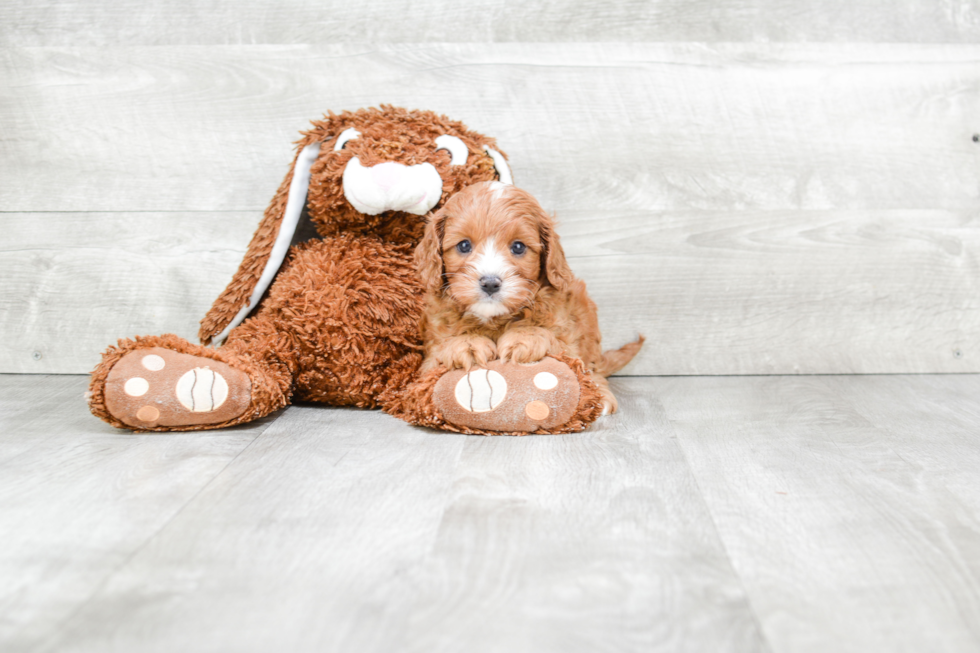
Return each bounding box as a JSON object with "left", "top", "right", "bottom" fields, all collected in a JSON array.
[
  {"left": 104, "top": 347, "right": 250, "bottom": 428},
  {"left": 434, "top": 357, "right": 581, "bottom": 433},
  {"left": 136, "top": 405, "right": 160, "bottom": 422},
  {"left": 524, "top": 400, "right": 550, "bottom": 421}
]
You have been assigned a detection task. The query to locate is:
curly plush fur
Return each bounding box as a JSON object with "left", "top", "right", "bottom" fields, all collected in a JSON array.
[{"left": 199, "top": 106, "right": 503, "bottom": 345}]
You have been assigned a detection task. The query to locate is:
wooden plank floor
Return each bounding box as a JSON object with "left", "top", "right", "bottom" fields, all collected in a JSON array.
[{"left": 2, "top": 373, "right": 979, "bottom": 652}]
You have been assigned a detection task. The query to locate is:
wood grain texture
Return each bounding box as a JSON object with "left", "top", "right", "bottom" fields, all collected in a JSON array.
[
  {"left": 564, "top": 208, "right": 980, "bottom": 375},
  {"left": 0, "top": 374, "right": 281, "bottom": 653},
  {"left": 655, "top": 375, "right": 980, "bottom": 653},
  {"left": 2, "top": 0, "right": 979, "bottom": 45},
  {"left": 7, "top": 374, "right": 980, "bottom": 652},
  {"left": 39, "top": 402, "right": 470, "bottom": 653},
  {"left": 828, "top": 374, "right": 980, "bottom": 519},
  {"left": 1, "top": 44, "right": 977, "bottom": 214},
  {"left": 27, "top": 379, "right": 769, "bottom": 653},
  {"left": 0, "top": 212, "right": 262, "bottom": 374},
  {"left": 3, "top": 43, "right": 979, "bottom": 375},
  {"left": 397, "top": 379, "right": 768, "bottom": 653},
  {"left": 0, "top": 373, "right": 89, "bottom": 463},
  {"left": 4, "top": 208, "right": 978, "bottom": 375}
]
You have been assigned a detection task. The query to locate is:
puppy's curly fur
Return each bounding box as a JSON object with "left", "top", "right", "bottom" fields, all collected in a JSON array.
[{"left": 415, "top": 181, "right": 643, "bottom": 414}]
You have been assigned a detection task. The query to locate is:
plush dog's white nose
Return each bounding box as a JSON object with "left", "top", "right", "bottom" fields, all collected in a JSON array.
[
  {"left": 370, "top": 162, "right": 402, "bottom": 190},
  {"left": 343, "top": 157, "right": 443, "bottom": 216}
]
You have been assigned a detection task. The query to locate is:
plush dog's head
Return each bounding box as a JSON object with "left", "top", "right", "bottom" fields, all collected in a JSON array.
[
  {"left": 199, "top": 106, "right": 514, "bottom": 345},
  {"left": 302, "top": 106, "right": 513, "bottom": 245},
  {"left": 415, "top": 182, "right": 574, "bottom": 321}
]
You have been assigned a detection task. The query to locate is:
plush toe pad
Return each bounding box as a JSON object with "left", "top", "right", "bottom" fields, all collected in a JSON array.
[
  {"left": 433, "top": 357, "right": 581, "bottom": 433},
  {"left": 104, "top": 347, "right": 251, "bottom": 428}
]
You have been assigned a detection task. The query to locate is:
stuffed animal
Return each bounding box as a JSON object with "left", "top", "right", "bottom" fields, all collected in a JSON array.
[{"left": 87, "top": 106, "right": 604, "bottom": 435}]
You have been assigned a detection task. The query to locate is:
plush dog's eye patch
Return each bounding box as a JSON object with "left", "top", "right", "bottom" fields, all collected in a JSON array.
[
  {"left": 484, "top": 146, "right": 513, "bottom": 184},
  {"left": 435, "top": 135, "right": 468, "bottom": 165},
  {"left": 333, "top": 127, "right": 360, "bottom": 151}
]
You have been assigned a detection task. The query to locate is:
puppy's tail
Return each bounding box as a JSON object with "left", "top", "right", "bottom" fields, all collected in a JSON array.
[{"left": 595, "top": 335, "right": 645, "bottom": 377}]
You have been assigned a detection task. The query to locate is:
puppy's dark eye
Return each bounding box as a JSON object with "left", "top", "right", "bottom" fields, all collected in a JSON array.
[
  {"left": 510, "top": 241, "right": 526, "bottom": 255},
  {"left": 456, "top": 240, "right": 472, "bottom": 254}
]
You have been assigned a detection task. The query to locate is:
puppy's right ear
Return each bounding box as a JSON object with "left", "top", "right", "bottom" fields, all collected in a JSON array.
[
  {"left": 415, "top": 209, "right": 446, "bottom": 293},
  {"left": 539, "top": 211, "right": 574, "bottom": 292}
]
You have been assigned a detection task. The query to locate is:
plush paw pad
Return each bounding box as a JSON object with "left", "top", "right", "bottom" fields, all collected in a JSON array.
[
  {"left": 453, "top": 368, "right": 508, "bottom": 412},
  {"left": 103, "top": 347, "right": 250, "bottom": 428},
  {"left": 175, "top": 368, "right": 230, "bottom": 412},
  {"left": 433, "top": 357, "right": 581, "bottom": 433}
]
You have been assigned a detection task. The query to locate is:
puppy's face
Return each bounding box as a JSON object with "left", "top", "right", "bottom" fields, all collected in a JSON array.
[
  {"left": 416, "top": 182, "right": 573, "bottom": 321},
  {"left": 443, "top": 184, "right": 541, "bottom": 320}
]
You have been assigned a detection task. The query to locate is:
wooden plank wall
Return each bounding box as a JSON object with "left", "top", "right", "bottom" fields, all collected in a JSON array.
[{"left": 1, "top": 2, "right": 979, "bottom": 375}]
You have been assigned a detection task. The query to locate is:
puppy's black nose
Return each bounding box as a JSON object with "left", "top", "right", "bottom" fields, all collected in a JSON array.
[{"left": 479, "top": 275, "right": 502, "bottom": 296}]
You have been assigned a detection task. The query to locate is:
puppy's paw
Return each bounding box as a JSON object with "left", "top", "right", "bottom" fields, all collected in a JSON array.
[
  {"left": 601, "top": 395, "right": 618, "bottom": 416},
  {"left": 497, "top": 328, "right": 560, "bottom": 365},
  {"left": 434, "top": 336, "right": 498, "bottom": 371},
  {"left": 596, "top": 380, "right": 618, "bottom": 416}
]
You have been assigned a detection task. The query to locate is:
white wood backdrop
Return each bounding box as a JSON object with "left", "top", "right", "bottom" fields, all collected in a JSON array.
[
  {"left": 3, "top": 1, "right": 979, "bottom": 44},
  {"left": 1, "top": 4, "right": 979, "bottom": 375}
]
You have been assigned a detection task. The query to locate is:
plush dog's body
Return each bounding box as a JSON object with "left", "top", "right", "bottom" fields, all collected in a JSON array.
[
  {"left": 415, "top": 182, "right": 643, "bottom": 414},
  {"left": 88, "top": 107, "right": 620, "bottom": 435},
  {"left": 89, "top": 108, "right": 509, "bottom": 430}
]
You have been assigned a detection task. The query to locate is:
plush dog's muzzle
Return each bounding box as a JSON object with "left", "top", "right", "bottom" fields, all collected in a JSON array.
[{"left": 342, "top": 157, "right": 443, "bottom": 215}]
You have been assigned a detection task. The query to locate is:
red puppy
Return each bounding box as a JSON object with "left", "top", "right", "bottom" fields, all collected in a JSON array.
[{"left": 415, "top": 181, "right": 643, "bottom": 415}]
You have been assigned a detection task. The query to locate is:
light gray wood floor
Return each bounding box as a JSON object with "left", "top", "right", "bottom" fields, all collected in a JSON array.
[{"left": 3, "top": 373, "right": 980, "bottom": 652}]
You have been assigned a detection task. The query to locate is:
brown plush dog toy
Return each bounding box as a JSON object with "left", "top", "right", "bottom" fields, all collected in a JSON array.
[{"left": 87, "top": 106, "right": 605, "bottom": 435}]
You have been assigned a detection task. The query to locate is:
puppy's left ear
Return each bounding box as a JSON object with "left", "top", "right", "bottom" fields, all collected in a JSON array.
[
  {"left": 539, "top": 213, "right": 574, "bottom": 292},
  {"left": 415, "top": 209, "right": 447, "bottom": 293}
]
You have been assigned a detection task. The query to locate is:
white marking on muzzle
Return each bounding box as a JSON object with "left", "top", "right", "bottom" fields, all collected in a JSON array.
[
  {"left": 467, "top": 238, "right": 515, "bottom": 321},
  {"left": 343, "top": 157, "right": 443, "bottom": 215},
  {"left": 471, "top": 238, "right": 510, "bottom": 280}
]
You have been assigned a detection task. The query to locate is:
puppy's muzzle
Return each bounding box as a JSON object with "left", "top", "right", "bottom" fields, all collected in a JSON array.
[
  {"left": 342, "top": 158, "right": 443, "bottom": 216},
  {"left": 479, "top": 275, "right": 502, "bottom": 297}
]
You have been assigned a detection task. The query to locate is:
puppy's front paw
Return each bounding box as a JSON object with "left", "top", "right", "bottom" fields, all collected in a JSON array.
[
  {"left": 434, "top": 336, "right": 497, "bottom": 371},
  {"left": 497, "top": 328, "right": 559, "bottom": 364}
]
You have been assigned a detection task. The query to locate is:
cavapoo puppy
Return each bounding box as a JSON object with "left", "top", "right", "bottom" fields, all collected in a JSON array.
[{"left": 415, "top": 181, "right": 644, "bottom": 414}]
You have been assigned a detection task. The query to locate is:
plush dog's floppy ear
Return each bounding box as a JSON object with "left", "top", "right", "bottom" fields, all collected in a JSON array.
[
  {"left": 415, "top": 209, "right": 447, "bottom": 294},
  {"left": 199, "top": 139, "right": 324, "bottom": 345},
  {"left": 539, "top": 212, "right": 574, "bottom": 292}
]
